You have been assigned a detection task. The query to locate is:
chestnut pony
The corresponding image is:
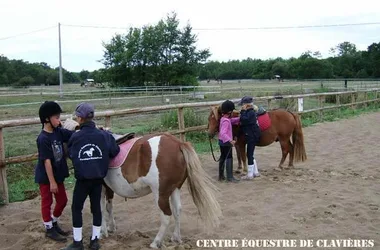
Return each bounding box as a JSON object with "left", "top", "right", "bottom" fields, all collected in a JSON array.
[
  {"left": 207, "top": 106, "right": 307, "bottom": 172},
  {"left": 63, "top": 118, "right": 222, "bottom": 249}
]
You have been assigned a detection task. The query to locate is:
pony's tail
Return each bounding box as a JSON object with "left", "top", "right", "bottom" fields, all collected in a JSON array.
[
  {"left": 291, "top": 112, "right": 307, "bottom": 162},
  {"left": 180, "top": 142, "right": 222, "bottom": 229}
]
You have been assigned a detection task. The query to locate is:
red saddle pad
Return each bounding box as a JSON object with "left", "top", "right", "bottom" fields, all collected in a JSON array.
[{"left": 257, "top": 113, "right": 271, "bottom": 131}]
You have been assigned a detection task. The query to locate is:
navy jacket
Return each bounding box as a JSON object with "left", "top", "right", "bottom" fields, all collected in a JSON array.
[
  {"left": 67, "top": 121, "right": 120, "bottom": 180},
  {"left": 240, "top": 108, "right": 261, "bottom": 143},
  {"left": 35, "top": 128, "right": 74, "bottom": 184}
]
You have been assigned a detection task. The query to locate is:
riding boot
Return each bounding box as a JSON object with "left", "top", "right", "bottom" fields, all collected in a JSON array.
[
  {"left": 53, "top": 221, "right": 70, "bottom": 236},
  {"left": 226, "top": 158, "right": 239, "bottom": 183},
  {"left": 253, "top": 159, "right": 260, "bottom": 177},
  {"left": 218, "top": 160, "right": 226, "bottom": 181},
  {"left": 241, "top": 165, "right": 254, "bottom": 180},
  {"left": 46, "top": 227, "right": 67, "bottom": 242}
]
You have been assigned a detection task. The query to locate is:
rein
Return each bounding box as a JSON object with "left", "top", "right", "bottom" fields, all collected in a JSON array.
[
  {"left": 209, "top": 137, "right": 233, "bottom": 163},
  {"left": 209, "top": 138, "right": 220, "bottom": 162}
]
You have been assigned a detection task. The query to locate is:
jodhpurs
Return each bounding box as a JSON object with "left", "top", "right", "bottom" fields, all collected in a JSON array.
[
  {"left": 246, "top": 140, "right": 256, "bottom": 165},
  {"left": 71, "top": 179, "right": 103, "bottom": 227},
  {"left": 219, "top": 138, "right": 233, "bottom": 165}
]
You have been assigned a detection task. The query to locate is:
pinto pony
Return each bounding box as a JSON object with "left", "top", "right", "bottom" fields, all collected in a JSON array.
[
  {"left": 207, "top": 106, "right": 307, "bottom": 172},
  {"left": 63, "top": 119, "right": 222, "bottom": 249}
]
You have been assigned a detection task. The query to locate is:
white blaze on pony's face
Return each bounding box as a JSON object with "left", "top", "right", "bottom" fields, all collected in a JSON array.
[{"left": 62, "top": 118, "right": 80, "bottom": 130}]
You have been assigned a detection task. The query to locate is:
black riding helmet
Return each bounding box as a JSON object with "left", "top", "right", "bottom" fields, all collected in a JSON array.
[
  {"left": 39, "top": 101, "right": 63, "bottom": 124},
  {"left": 221, "top": 100, "right": 235, "bottom": 114}
]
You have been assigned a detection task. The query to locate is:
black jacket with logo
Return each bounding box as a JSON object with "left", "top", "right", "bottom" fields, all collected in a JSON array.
[
  {"left": 240, "top": 108, "right": 261, "bottom": 143},
  {"left": 67, "top": 121, "right": 120, "bottom": 180}
]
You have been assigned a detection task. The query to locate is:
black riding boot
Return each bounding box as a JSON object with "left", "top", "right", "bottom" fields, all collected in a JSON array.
[
  {"left": 218, "top": 160, "right": 226, "bottom": 181},
  {"left": 226, "top": 158, "right": 240, "bottom": 183},
  {"left": 46, "top": 227, "right": 67, "bottom": 242}
]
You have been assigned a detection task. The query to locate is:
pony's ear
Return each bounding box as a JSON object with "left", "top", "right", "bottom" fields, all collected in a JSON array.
[{"left": 217, "top": 105, "right": 222, "bottom": 114}]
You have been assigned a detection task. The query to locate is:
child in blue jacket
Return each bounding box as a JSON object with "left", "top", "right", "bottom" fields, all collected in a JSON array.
[
  {"left": 63, "top": 102, "right": 120, "bottom": 250},
  {"left": 239, "top": 96, "right": 261, "bottom": 180}
]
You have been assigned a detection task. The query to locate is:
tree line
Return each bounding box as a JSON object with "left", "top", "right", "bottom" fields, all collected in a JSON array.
[
  {"left": 198, "top": 41, "right": 380, "bottom": 80},
  {"left": 0, "top": 56, "right": 80, "bottom": 87},
  {"left": 1, "top": 12, "right": 380, "bottom": 87}
]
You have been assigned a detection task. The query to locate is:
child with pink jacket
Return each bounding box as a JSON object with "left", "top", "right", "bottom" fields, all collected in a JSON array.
[{"left": 218, "top": 100, "right": 240, "bottom": 183}]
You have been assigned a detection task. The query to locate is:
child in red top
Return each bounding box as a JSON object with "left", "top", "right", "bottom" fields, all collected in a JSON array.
[{"left": 218, "top": 100, "right": 240, "bottom": 182}]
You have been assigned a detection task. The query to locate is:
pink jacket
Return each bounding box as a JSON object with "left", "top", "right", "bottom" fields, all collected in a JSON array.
[{"left": 219, "top": 117, "right": 240, "bottom": 143}]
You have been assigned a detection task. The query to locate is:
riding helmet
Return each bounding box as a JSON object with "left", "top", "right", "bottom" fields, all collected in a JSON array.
[
  {"left": 221, "top": 100, "right": 235, "bottom": 114},
  {"left": 39, "top": 101, "right": 63, "bottom": 124}
]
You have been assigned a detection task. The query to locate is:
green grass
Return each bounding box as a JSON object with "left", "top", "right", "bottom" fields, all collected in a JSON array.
[
  {"left": 2, "top": 81, "right": 380, "bottom": 203},
  {"left": 301, "top": 102, "right": 380, "bottom": 127},
  {"left": 7, "top": 161, "right": 77, "bottom": 203},
  {"left": 6, "top": 101, "right": 380, "bottom": 203}
]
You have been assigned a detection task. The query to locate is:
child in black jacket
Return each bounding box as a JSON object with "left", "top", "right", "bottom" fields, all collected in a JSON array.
[
  {"left": 239, "top": 96, "right": 261, "bottom": 180},
  {"left": 62, "top": 102, "right": 120, "bottom": 250}
]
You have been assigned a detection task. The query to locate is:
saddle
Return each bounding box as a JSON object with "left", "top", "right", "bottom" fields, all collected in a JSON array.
[
  {"left": 256, "top": 106, "right": 271, "bottom": 131},
  {"left": 256, "top": 106, "right": 267, "bottom": 116},
  {"left": 112, "top": 132, "right": 136, "bottom": 145},
  {"left": 109, "top": 134, "right": 141, "bottom": 169}
]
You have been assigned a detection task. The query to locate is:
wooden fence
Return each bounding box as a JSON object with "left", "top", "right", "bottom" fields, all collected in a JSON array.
[{"left": 0, "top": 88, "right": 379, "bottom": 204}]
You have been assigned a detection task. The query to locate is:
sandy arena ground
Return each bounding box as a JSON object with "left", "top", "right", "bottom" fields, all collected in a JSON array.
[{"left": 0, "top": 112, "right": 379, "bottom": 250}]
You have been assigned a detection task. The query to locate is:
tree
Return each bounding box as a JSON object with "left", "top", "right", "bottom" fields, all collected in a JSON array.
[
  {"left": 101, "top": 12, "right": 210, "bottom": 86},
  {"left": 330, "top": 41, "right": 357, "bottom": 57},
  {"left": 79, "top": 70, "right": 90, "bottom": 80}
]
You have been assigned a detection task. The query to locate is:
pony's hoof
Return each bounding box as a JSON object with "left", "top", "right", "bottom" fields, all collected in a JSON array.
[
  {"left": 171, "top": 235, "right": 182, "bottom": 244},
  {"left": 150, "top": 241, "right": 161, "bottom": 249},
  {"left": 235, "top": 167, "right": 243, "bottom": 174},
  {"left": 100, "top": 231, "right": 108, "bottom": 239},
  {"left": 275, "top": 167, "right": 283, "bottom": 172},
  {"left": 240, "top": 175, "right": 254, "bottom": 180}
]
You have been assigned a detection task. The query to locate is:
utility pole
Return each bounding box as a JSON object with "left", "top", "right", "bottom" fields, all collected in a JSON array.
[{"left": 58, "top": 22, "right": 63, "bottom": 98}]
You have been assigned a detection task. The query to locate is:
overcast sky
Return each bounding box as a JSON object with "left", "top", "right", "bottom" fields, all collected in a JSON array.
[{"left": 1, "top": 0, "right": 379, "bottom": 72}]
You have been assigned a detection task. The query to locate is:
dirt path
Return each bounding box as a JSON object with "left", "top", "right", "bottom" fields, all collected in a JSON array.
[{"left": 1, "top": 112, "right": 379, "bottom": 250}]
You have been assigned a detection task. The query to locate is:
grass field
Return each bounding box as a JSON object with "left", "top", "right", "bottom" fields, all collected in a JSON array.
[{"left": 1, "top": 79, "right": 379, "bottom": 203}]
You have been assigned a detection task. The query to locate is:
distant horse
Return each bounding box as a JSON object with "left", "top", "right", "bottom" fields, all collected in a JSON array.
[
  {"left": 63, "top": 119, "right": 222, "bottom": 249},
  {"left": 207, "top": 106, "right": 307, "bottom": 172}
]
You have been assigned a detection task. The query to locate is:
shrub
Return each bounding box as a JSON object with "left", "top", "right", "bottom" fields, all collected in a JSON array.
[
  {"left": 12, "top": 76, "right": 35, "bottom": 88},
  {"left": 160, "top": 108, "right": 205, "bottom": 130}
]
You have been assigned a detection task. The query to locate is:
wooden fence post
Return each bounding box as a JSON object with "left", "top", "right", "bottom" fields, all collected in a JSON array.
[
  {"left": 0, "top": 128, "right": 9, "bottom": 204},
  {"left": 318, "top": 95, "right": 323, "bottom": 121},
  {"left": 336, "top": 94, "right": 341, "bottom": 115},
  {"left": 267, "top": 99, "right": 271, "bottom": 110},
  {"left": 177, "top": 107, "right": 185, "bottom": 142},
  {"left": 105, "top": 116, "right": 111, "bottom": 129},
  {"left": 351, "top": 92, "right": 356, "bottom": 109}
]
